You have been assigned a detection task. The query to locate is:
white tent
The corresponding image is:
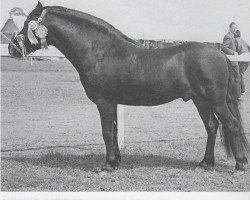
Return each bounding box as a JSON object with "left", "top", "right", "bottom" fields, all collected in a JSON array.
[{"left": 1, "top": 19, "right": 19, "bottom": 44}]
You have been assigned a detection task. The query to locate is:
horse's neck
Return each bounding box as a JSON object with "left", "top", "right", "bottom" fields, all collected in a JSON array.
[{"left": 46, "top": 10, "right": 129, "bottom": 68}]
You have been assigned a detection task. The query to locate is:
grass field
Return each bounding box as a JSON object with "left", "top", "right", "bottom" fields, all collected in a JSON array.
[{"left": 1, "top": 57, "right": 250, "bottom": 191}]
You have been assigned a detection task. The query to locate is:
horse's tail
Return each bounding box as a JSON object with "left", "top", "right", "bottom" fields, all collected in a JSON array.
[{"left": 219, "top": 56, "right": 249, "bottom": 158}]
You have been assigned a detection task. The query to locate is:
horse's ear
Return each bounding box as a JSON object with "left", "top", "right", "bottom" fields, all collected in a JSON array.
[
  {"left": 33, "top": 1, "right": 43, "bottom": 17},
  {"left": 36, "top": 1, "right": 43, "bottom": 10}
]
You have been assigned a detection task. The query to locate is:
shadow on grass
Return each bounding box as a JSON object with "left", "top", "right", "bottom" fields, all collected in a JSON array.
[{"left": 2, "top": 152, "right": 229, "bottom": 172}]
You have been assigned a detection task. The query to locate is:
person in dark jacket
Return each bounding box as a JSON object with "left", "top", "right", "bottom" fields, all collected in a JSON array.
[
  {"left": 234, "top": 30, "right": 250, "bottom": 93},
  {"left": 222, "top": 22, "right": 238, "bottom": 67}
]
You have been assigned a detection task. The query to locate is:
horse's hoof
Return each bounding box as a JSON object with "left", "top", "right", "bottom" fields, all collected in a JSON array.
[
  {"left": 101, "top": 164, "right": 115, "bottom": 172},
  {"left": 198, "top": 160, "right": 214, "bottom": 169},
  {"left": 195, "top": 166, "right": 205, "bottom": 172},
  {"left": 94, "top": 167, "right": 102, "bottom": 173},
  {"left": 235, "top": 162, "right": 247, "bottom": 171},
  {"left": 98, "top": 171, "right": 108, "bottom": 176},
  {"left": 94, "top": 167, "right": 109, "bottom": 176}
]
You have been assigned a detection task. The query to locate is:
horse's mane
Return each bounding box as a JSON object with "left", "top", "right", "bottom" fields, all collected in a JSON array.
[{"left": 44, "top": 6, "right": 143, "bottom": 47}]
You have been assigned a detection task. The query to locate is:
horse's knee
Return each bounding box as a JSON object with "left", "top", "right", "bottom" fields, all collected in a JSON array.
[{"left": 208, "top": 121, "right": 218, "bottom": 133}]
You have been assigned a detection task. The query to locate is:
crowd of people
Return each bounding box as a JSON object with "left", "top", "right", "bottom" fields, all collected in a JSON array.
[{"left": 222, "top": 22, "right": 250, "bottom": 94}]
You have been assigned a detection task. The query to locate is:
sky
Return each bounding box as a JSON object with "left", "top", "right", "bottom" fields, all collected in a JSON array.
[{"left": 1, "top": 0, "right": 250, "bottom": 43}]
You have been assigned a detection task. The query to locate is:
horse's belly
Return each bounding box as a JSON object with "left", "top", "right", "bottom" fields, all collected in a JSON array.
[{"left": 116, "top": 85, "right": 181, "bottom": 106}]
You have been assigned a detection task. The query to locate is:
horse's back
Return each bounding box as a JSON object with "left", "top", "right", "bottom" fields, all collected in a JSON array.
[{"left": 85, "top": 42, "right": 229, "bottom": 106}]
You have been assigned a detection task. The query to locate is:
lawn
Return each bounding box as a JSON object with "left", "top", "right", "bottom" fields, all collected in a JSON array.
[{"left": 1, "top": 57, "right": 250, "bottom": 191}]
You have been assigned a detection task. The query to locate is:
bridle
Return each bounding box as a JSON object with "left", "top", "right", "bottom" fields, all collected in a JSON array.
[{"left": 13, "top": 9, "right": 48, "bottom": 57}]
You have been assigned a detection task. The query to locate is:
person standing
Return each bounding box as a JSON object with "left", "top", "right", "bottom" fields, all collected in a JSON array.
[
  {"left": 222, "top": 22, "right": 238, "bottom": 59},
  {"left": 234, "top": 30, "right": 250, "bottom": 93},
  {"left": 222, "top": 22, "right": 241, "bottom": 97}
]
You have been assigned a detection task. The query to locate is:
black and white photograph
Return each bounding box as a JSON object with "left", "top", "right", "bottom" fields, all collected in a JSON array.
[{"left": 1, "top": 0, "right": 250, "bottom": 196}]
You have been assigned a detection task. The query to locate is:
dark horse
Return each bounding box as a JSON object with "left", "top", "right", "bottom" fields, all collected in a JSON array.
[{"left": 10, "top": 2, "right": 249, "bottom": 173}]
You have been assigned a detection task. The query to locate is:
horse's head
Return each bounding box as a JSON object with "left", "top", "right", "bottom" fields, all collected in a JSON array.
[{"left": 9, "top": 2, "right": 48, "bottom": 58}]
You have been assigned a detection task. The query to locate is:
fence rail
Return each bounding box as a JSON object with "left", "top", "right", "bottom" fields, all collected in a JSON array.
[{"left": 227, "top": 54, "right": 250, "bottom": 61}]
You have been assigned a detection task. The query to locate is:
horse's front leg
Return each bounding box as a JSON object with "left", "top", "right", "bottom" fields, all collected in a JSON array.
[{"left": 96, "top": 99, "right": 119, "bottom": 171}]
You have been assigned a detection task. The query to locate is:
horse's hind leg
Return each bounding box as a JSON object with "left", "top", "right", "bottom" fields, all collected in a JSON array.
[
  {"left": 96, "top": 99, "right": 120, "bottom": 171},
  {"left": 193, "top": 99, "right": 219, "bottom": 168},
  {"left": 213, "top": 102, "right": 248, "bottom": 171}
]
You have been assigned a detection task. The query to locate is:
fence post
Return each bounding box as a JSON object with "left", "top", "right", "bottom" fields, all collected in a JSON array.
[
  {"left": 30, "top": 56, "right": 33, "bottom": 65},
  {"left": 117, "top": 105, "right": 124, "bottom": 149}
]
